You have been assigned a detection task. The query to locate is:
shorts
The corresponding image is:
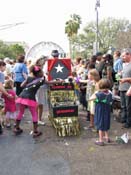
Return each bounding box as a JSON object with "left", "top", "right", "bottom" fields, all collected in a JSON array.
[{"left": 6, "top": 111, "right": 17, "bottom": 119}]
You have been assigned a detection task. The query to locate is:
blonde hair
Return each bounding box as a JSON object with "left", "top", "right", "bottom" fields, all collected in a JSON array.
[
  {"left": 88, "top": 69, "right": 100, "bottom": 82},
  {"left": 4, "top": 79, "right": 14, "bottom": 89}
]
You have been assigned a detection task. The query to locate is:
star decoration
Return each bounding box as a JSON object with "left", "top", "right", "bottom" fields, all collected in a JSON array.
[{"left": 55, "top": 64, "right": 64, "bottom": 73}]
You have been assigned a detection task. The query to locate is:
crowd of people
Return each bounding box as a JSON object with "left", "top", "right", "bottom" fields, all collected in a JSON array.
[
  {"left": 0, "top": 48, "right": 131, "bottom": 146},
  {"left": 0, "top": 55, "right": 47, "bottom": 137},
  {"left": 70, "top": 48, "right": 131, "bottom": 145}
]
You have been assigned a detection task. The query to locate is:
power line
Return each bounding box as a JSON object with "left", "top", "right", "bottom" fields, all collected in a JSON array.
[{"left": 0, "top": 22, "right": 25, "bottom": 31}]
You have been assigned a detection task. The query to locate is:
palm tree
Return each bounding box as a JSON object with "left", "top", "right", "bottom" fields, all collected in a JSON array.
[{"left": 65, "top": 14, "right": 81, "bottom": 58}]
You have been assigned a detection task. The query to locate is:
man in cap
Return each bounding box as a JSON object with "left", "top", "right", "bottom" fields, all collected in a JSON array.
[{"left": 51, "top": 50, "right": 59, "bottom": 58}]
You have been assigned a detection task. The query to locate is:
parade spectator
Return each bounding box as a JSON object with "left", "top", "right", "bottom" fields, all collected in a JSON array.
[
  {"left": 0, "top": 61, "right": 13, "bottom": 134},
  {"left": 87, "top": 62, "right": 96, "bottom": 71},
  {"left": 35, "top": 51, "right": 60, "bottom": 125},
  {"left": 13, "top": 55, "right": 28, "bottom": 95},
  {"left": 113, "top": 50, "right": 123, "bottom": 73},
  {"left": 26, "top": 58, "right": 32, "bottom": 73},
  {"left": 101, "top": 54, "right": 114, "bottom": 88},
  {"left": 35, "top": 50, "right": 64, "bottom": 126},
  {"left": 35, "top": 56, "right": 48, "bottom": 125},
  {"left": 120, "top": 77, "right": 131, "bottom": 96},
  {"left": 71, "top": 71, "right": 80, "bottom": 101},
  {"left": 95, "top": 52, "right": 103, "bottom": 77},
  {"left": 112, "top": 50, "right": 123, "bottom": 95},
  {"left": 90, "top": 79, "right": 113, "bottom": 146},
  {"left": 87, "top": 69, "right": 100, "bottom": 129},
  {"left": 119, "top": 49, "right": 131, "bottom": 127},
  {"left": 77, "top": 60, "right": 86, "bottom": 77},
  {"left": 73, "top": 57, "right": 82, "bottom": 72},
  {"left": 95, "top": 53, "right": 114, "bottom": 88},
  {"left": 4, "top": 57, "right": 12, "bottom": 79},
  {"left": 90, "top": 55, "right": 97, "bottom": 65},
  {"left": 79, "top": 81, "right": 87, "bottom": 111},
  {"left": 79, "top": 69, "right": 100, "bottom": 124},
  {"left": 2, "top": 79, "right": 17, "bottom": 128}
]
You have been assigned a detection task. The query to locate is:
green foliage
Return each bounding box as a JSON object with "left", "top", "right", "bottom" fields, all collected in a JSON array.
[
  {"left": 9, "top": 44, "right": 25, "bottom": 59},
  {"left": 71, "top": 17, "right": 131, "bottom": 58},
  {"left": 65, "top": 14, "right": 82, "bottom": 58},
  {"left": 98, "top": 18, "right": 130, "bottom": 51},
  {"left": 0, "top": 40, "right": 10, "bottom": 58},
  {"left": 0, "top": 41, "right": 25, "bottom": 60},
  {"left": 116, "top": 30, "right": 131, "bottom": 49},
  {"left": 65, "top": 14, "right": 82, "bottom": 38}
]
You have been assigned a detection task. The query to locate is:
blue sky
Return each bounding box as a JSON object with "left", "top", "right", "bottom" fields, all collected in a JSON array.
[{"left": 0, "top": 0, "right": 130, "bottom": 53}]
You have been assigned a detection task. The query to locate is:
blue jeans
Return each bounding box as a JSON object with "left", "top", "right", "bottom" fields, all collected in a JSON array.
[{"left": 120, "top": 91, "right": 131, "bottom": 125}]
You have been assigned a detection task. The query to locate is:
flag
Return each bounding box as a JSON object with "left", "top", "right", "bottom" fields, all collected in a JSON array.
[{"left": 48, "top": 58, "right": 71, "bottom": 80}]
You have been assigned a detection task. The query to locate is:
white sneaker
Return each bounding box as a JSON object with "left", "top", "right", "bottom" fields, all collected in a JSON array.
[{"left": 38, "top": 121, "right": 45, "bottom": 126}]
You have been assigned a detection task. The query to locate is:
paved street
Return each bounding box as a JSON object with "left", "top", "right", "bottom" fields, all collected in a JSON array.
[{"left": 0, "top": 107, "right": 131, "bottom": 175}]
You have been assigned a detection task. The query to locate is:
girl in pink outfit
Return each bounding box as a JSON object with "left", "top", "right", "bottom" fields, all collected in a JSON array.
[
  {"left": 2, "top": 79, "right": 17, "bottom": 128},
  {"left": 14, "top": 63, "right": 63, "bottom": 138},
  {"left": 14, "top": 65, "right": 44, "bottom": 137}
]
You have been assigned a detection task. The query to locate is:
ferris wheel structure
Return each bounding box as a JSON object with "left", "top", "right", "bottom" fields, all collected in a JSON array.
[{"left": 26, "top": 41, "right": 65, "bottom": 60}]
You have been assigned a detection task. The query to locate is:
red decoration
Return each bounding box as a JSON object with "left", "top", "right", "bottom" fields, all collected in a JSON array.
[{"left": 48, "top": 58, "right": 71, "bottom": 80}]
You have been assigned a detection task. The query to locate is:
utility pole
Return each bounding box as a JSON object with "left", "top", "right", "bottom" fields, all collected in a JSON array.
[{"left": 95, "top": 0, "right": 100, "bottom": 53}]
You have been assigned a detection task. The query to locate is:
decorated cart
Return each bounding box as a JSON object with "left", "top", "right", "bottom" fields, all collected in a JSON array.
[{"left": 47, "top": 58, "right": 80, "bottom": 136}]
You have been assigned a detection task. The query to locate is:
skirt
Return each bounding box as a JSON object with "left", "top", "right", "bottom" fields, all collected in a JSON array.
[{"left": 16, "top": 97, "right": 37, "bottom": 107}]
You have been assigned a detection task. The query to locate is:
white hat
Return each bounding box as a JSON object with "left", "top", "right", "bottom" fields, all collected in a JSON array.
[{"left": 4, "top": 57, "right": 10, "bottom": 63}]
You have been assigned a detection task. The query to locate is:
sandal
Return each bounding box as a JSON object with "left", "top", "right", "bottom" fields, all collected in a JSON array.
[
  {"left": 13, "top": 128, "right": 23, "bottom": 135},
  {"left": 6, "top": 124, "right": 11, "bottom": 129},
  {"left": 95, "top": 140, "right": 104, "bottom": 146},
  {"left": 33, "top": 131, "right": 42, "bottom": 138},
  {"left": 103, "top": 137, "right": 111, "bottom": 143},
  {"left": 105, "top": 138, "right": 111, "bottom": 143}
]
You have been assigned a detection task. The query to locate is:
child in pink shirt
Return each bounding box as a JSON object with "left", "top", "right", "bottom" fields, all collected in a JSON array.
[{"left": 2, "top": 79, "right": 17, "bottom": 128}]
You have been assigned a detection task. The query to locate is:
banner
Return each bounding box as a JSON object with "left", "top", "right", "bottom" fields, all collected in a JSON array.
[{"left": 48, "top": 58, "right": 71, "bottom": 80}]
